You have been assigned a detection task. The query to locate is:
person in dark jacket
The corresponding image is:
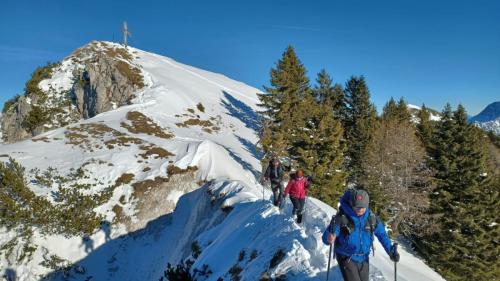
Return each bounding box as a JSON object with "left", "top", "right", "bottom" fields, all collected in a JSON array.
[
  {"left": 263, "top": 159, "right": 284, "bottom": 207},
  {"left": 322, "top": 189, "right": 400, "bottom": 281},
  {"left": 284, "top": 169, "right": 310, "bottom": 223}
]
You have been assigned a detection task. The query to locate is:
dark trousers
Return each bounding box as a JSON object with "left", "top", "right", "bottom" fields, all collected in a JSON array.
[
  {"left": 271, "top": 181, "right": 283, "bottom": 206},
  {"left": 336, "top": 255, "right": 369, "bottom": 281},
  {"left": 289, "top": 196, "right": 305, "bottom": 223}
]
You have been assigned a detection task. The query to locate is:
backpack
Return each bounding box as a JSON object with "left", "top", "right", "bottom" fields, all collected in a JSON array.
[{"left": 331, "top": 208, "right": 378, "bottom": 256}]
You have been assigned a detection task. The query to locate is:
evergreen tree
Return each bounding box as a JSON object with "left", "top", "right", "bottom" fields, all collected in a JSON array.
[
  {"left": 381, "top": 97, "right": 398, "bottom": 121},
  {"left": 416, "top": 104, "right": 435, "bottom": 155},
  {"left": 421, "top": 104, "right": 500, "bottom": 281},
  {"left": 342, "top": 76, "right": 377, "bottom": 183},
  {"left": 395, "top": 97, "right": 412, "bottom": 123},
  {"left": 296, "top": 71, "right": 347, "bottom": 205},
  {"left": 257, "top": 45, "right": 310, "bottom": 162},
  {"left": 382, "top": 97, "right": 411, "bottom": 123},
  {"left": 313, "top": 69, "right": 345, "bottom": 118}
]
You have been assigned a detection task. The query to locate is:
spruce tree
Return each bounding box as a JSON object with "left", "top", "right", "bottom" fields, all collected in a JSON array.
[
  {"left": 342, "top": 76, "right": 377, "bottom": 183},
  {"left": 422, "top": 104, "right": 500, "bottom": 281},
  {"left": 416, "top": 104, "right": 435, "bottom": 155},
  {"left": 296, "top": 70, "right": 347, "bottom": 205},
  {"left": 381, "top": 97, "right": 398, "bottom": 121},
  {"left": 258, "top": 45, "right": 310, "bottom": 162},
  {"left": 382, "top": 97, "right": 411, "bottom": 123}
]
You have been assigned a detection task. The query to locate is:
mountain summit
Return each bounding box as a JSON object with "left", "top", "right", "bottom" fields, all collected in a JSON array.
[{"left": 469, "top": 101, "right": 500, "bottom": 135}]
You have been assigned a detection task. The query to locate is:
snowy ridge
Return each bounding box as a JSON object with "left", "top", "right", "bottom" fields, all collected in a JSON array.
[{"left": 0, "top": 43, "right": 443, "bottom": 280}]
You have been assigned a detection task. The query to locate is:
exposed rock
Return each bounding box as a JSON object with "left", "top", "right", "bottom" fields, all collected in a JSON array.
[
  {"left": 72, "top": 53, "right": 141, "bottom": 119},
  {"left": 1, "top": 41, "right": 145, "bottom": 143},
  {"left": 1, "top": 96, "right": 36, "bottom": 141}
]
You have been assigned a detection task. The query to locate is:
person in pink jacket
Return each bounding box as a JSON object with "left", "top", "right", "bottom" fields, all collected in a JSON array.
[{"left": 284, "top": 169, "right": 311, "bottom": 223}]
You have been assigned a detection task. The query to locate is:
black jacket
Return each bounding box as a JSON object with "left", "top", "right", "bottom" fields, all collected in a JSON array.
[{"left": 264, "top": 162, "right": 283, "bottom": 183}]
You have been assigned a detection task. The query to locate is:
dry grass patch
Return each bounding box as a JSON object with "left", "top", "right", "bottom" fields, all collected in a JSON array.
[
  {"left": 104, "top": 47, "right": 132, "bottom": 61},
  {"left": 104, "top": 136, "right": 143, "bottom": 149},
  {"left": 132, "top": 176, "right": 169, "bottom": 197},
  {"left": 32, "top": 136, "right": 51, "bottom": 143},
  {"left": 176, "top": 118, "right": 220, "bottom": 134},
  {"left": 65, "top": 123, "right": 123, "bottom": 151},
  {"left": 115, "top": 61, "right": 145, "bottom": 88},
  {"left": 112, "top": 204, "right": 124, "bottom": 222},
  {"left": 196, "top": 102, "right": 205, "bottom": 112},
  {"left": 139, "top": 145, "right": 174, "bottom": 159},
  {"left": 114, "top": 173, "right": 135, "bottom": 186},
  {"left": 121, "top": 111, "right": 174, "bottom": 139},
  {"left": 167, "top": 164, "right": 198, "bottom": 177}
]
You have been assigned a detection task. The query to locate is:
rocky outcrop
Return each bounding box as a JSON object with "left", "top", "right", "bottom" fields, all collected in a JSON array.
[
  {"left": 1, "top": 96, "right": 41, "bottom": 142},
  {"left": 1, "top": 41, "right": 145, "bottom": 143},
  {"left": 72, "top": 53, "right": 141, "bottom": 119}
]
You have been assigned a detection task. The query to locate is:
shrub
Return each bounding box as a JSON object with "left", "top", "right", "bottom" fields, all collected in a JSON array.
[
  {"left": 196, "top": 103, "right": 205, "bottom": 113},
  {"left": 2, "top": 95, "right": 20, "bottom": 113},
  {"left": 23, "top": 105, "right": 49, "bottom": 132},
  {"left": 191, "top": 241, "right": 202, "bottom": 259}
]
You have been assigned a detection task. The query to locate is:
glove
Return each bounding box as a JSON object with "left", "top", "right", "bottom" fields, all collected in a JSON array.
[{"left": 390, "top": 244, "right": 400, "bottom": 262}]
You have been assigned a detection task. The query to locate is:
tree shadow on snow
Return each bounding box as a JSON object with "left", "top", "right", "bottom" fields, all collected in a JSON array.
[
  {"left": 3, "top": 268, "right": 17, "bottom": 281},
  {"left": 235, "top": 134, "right": 263, "bottom": 161},
  {"left": 220, "top": 91, "right": 261, "bottom": 132},
  {"left": 224, "top": 145, "right": 260, "bottom": 179}
]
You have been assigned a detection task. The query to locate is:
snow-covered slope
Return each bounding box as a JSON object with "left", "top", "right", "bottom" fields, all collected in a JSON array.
[
  {"left": 469, "top": 102, "right": 500, "bottom": 135},
  {"left": 0, "top": 42, "right": 443, "bottom": 281},
  {"left": 407, "top": 104, "right": 441, "bottom": 122}
]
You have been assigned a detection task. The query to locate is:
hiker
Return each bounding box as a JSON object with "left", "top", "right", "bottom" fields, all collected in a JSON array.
[
  {"left": 263, "top": 158, "right": 284, "bottom": 207},
  {"left": 284, "top": 169, "right": 311, "bottom": 223},
  {"left": 322, "top": 188, "right": 400, "bottom": 281}
]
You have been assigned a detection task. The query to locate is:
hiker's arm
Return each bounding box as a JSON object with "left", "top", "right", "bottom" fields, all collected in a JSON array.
[
  {"left": 264, "top": 165, "right": 270, "bottom": 179},
  {"left": 374, "top": 219, "right": 392, "bottom": 255},
  {"left": 322, "top": 218, "right": 340, "bottom": 245},
  {"left": 284, "top": 180, "right": 292, "bottom": 197}
]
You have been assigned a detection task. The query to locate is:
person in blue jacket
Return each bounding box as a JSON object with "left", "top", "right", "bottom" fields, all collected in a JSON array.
[{"left": 322, "top": 188, "right": 400, "bottom": 281}]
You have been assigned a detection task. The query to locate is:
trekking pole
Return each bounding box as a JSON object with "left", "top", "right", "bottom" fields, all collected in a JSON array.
[
  {"left": 394, "top": 242, "right": 398, "bottom": 281},
  {"left": 326, "top": 244, "right": 332, "bottom": 281}
]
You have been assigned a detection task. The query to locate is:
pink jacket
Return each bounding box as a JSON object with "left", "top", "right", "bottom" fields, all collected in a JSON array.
[{"left": 284, "top": 177, "right": 310, "bottom": 199}]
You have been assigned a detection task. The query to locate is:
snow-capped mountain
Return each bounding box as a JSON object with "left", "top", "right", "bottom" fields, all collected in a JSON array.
[
  {"left": 469, "top": 102, "right": 500, "bottom": 135},
  {"left": 0, "top": 42, "right": 443, "bottom": 281},
  {"left": 407, "top": 104, "right": 441, "bottom": 122}
]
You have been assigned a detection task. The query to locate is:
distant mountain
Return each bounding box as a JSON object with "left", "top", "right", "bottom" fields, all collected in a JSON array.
[
  {"left": 407, "top": 104, "right": 441, "bottom": 122},
  {"left": 469, "top": 102, "right": 500, "bottom": 135}
]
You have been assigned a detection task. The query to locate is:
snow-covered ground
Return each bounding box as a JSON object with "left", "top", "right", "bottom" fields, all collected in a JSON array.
[{"left": 0, "top": 42, "right": 444, "bottom": 281}]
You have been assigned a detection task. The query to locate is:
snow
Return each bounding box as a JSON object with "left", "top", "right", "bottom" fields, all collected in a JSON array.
[
  {"left": 408, "top": 104, "right": 441, "bottom": 121},
  {"left": 0, "top": 42, "right": 444, "bottom": 281}
]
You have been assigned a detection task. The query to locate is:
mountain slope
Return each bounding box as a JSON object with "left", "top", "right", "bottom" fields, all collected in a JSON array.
[
  {"left": 0, "top": 42, "right": 443, "bottom": 281},
  {"left": 469, "top": 102, "right": 500, "bottom": 135}
]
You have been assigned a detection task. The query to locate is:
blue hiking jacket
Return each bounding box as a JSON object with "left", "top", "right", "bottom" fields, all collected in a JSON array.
[{"left": 321, "top": 190, "right": 393, "bottom": 263}]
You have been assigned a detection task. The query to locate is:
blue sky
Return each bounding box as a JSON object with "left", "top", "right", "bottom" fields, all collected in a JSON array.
[{"left": 0, "top": 0, "right": 498, "bottom": 115}]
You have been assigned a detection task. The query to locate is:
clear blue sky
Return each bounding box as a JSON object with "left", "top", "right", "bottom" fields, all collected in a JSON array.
[{"left": 1, "top": 0, "right": 499, "bottom": 115}]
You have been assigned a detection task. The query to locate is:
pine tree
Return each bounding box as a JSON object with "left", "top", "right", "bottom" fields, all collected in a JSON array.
[
  {"left": 296, "top": 71, "right": 347, "bottom": 205},
  {"left": 381, "top": 97, "right": 398, "bottom": 121},
  {"left": 342, "top": 76, "right": 377, "bottom": 183},
  {"left": 416, "top": 104, "right": 435, "bottom": 155},
  {"left": 382, "top": 97, "right": 411, "bottom": 123},
  {"left": 421, "top": 104, "right": 500, "bottom": 281},
  {"left": 257, "top": 45, "right": 310, "bottom": 163}
]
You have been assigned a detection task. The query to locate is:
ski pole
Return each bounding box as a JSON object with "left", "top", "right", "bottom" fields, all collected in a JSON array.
[
  {"left": 326, "top": 244, "right": 332, "bottom": 281},
  {"left": 394, "top": 242, "right": 398, "bottom": 281}
]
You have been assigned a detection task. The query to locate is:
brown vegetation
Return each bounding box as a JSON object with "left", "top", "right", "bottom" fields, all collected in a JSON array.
[
  {"left": 121, "top": 111, "right": 174, "bottom": 139},
  {"left": 167, "top": 165, "right": 198, "bottom": 177},
  {"left": 139, "top": 145, "right": 174, "bottom": 159}
]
